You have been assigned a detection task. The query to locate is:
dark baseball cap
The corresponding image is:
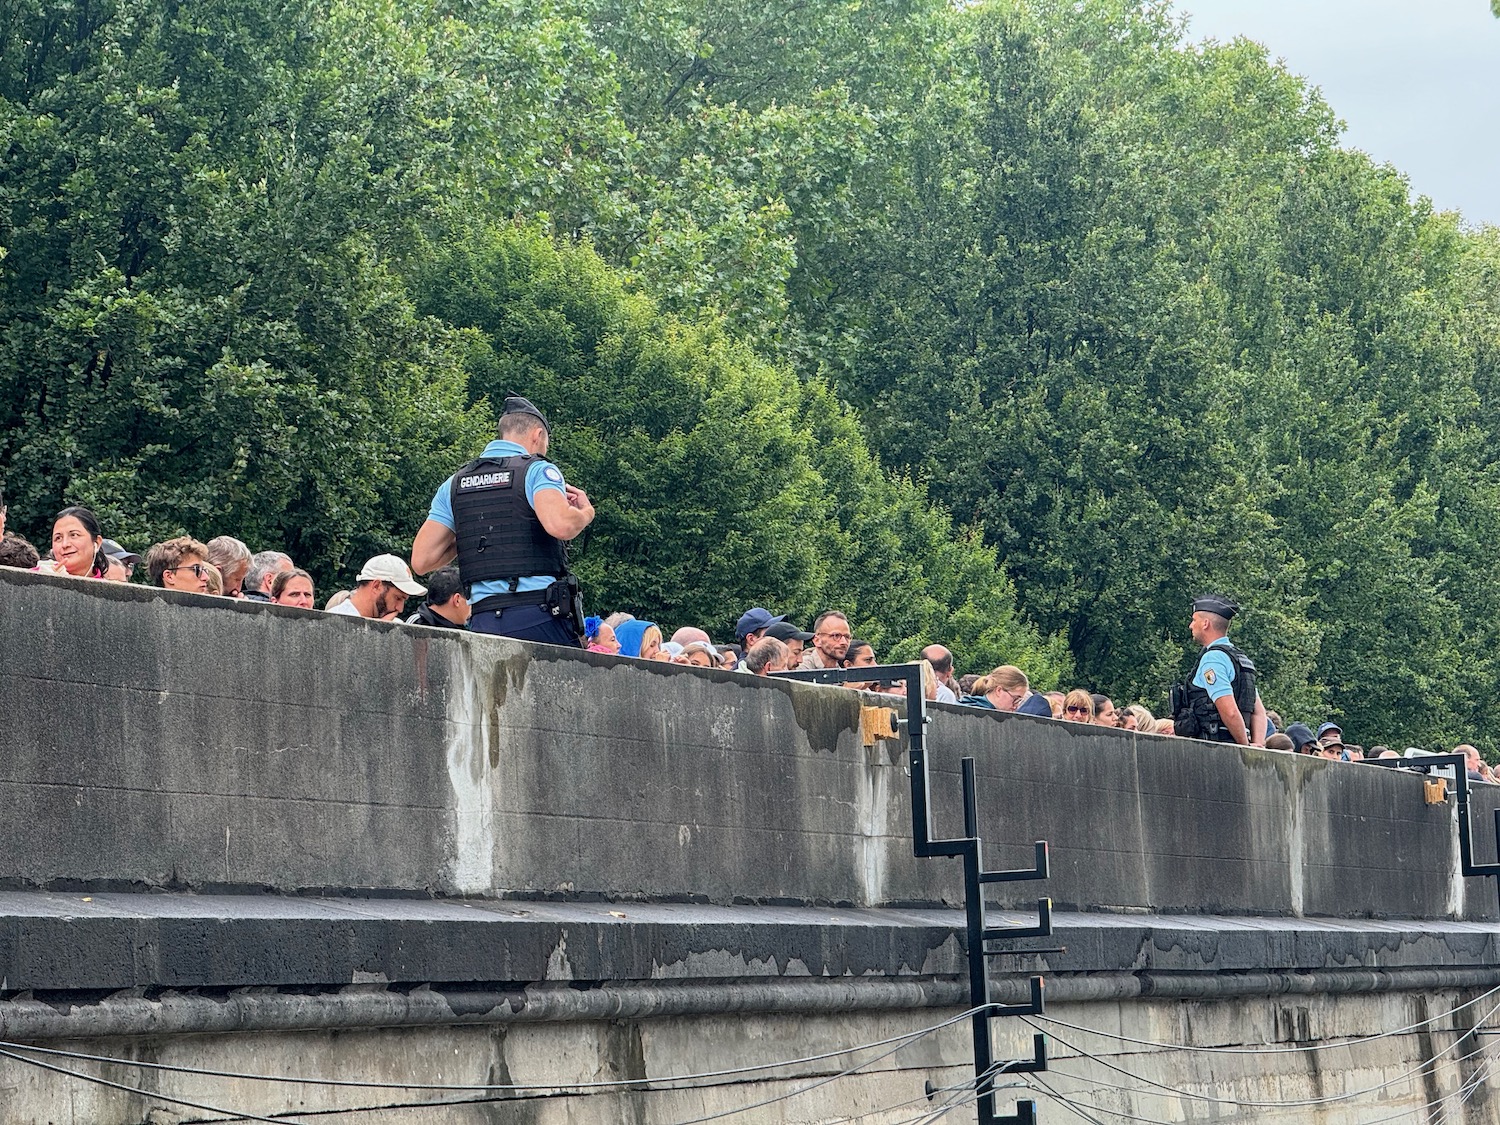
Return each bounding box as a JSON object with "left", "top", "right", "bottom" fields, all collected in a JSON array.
[
  {"left": 502, "top": 395, "right": 549, "bottom": 434},
  {"left": 735, "top": 607, "right": 785, "bottom": 640},
  {"left": 101, "top": 538, "right": 143, "bottom": 566},
  {"left": 1316, "top": 721, "right": 1343, "bottom": 740},
  {"left": 765, "top": 620, "right": 813, "bottom": 643}
]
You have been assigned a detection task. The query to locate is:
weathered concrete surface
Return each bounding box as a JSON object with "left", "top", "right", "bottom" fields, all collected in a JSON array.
[
  {"left": 2, "top": 566, "right": 1497, "bottom": 920},
  {"left": 5, "top": 570, "right": 1500, "bottom": 1124},
  {"left": 1, "top": 892, "right": 1497, "bottom": 995},
  {"left": 0, "top": 992, "right": 1495, "bottom": 1124}
]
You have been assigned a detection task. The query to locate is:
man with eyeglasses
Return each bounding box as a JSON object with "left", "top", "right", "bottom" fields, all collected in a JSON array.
[
  {"left": 146, "top": 536, "right": 213, "bottom": 595},
  {"left": 799, "top": 610, "right": 853, "bottom": 670},
  {"left": 102, "top": 539, "right": 142, "bottom": 583}
]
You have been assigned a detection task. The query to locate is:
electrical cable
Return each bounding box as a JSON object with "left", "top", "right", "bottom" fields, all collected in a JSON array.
[
  {"left": 1036, "top": 1065, "right": 1483, "bottom": 1125},
  {"left": 1027, "top": 981, "right": 1500, "bottom": 1056},
  {"left": 1043, "top": 1031, "right": 1488, "bottom": 1116},
  {"left": 0, "top": 1006, "right": 981, "bottom": 1096},
  {"left": 0, "top": 1034, "right": 955, "bottom": 1125},
  {"left": 883, "top": 1065, "right": 1006, "bottom": 1125},
  {"left": 1431, "top": 1042, "right": 1496, "bottom": 1125},
  {"left": 854, "top": 1069, "right": 1022, "bottom": 1125},
  {"left": 0, "top": 1009, "right": 982, "bottom": 1124},
  {"left": 0, "top": 1045, "right": 307, "bottom": 1125},
  {"left": 1035, "top": 1028, "right": 1494, "bottom": 1124},
  {"left": 660, "top": 1016, "right": 972, "bottom": 1125},
  {"left": 1030, "top": 1076, "right": 1117, "bottom": 1125},
  {"left": 1031, "top": 1073, "right": 1188, "bottom": 1125},
  {"left": 879, "top": 1059, "right": 1035, "bottom": 1125},
  {"left": 1034, "top": 994, "right": 1500, "bottom": 1111},
  {"left": 893, "top": 1086, "right": 986, "bottom": 1125}
]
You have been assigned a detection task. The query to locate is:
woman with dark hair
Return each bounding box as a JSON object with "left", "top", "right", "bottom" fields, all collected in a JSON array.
[
  {"left": 38, "top": 506, "right": 108, "bottom": 578},
  {"left": 1090, "top": 694, "right": 1118, "bottom": 726},
  {"left": 843, "top": 639, "right": 878, "bottom": 691}
]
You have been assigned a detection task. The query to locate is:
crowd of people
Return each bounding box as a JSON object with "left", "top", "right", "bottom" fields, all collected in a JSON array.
[
  {"left": 0, "top": 488, "right": 1486, "bottom": 779},
  {"left": 1, "top": 439, "right": 1491, "bottom": 782}
]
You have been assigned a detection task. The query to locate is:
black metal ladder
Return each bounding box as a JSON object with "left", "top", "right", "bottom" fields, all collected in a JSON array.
[{"left": 776, "top": 663, "right": 1050, "bottom": 1123}]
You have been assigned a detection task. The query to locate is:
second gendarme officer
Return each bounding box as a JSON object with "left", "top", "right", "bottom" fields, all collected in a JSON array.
[
  {"left": 1171, "top": 594, "right": 1267, "bottom": 746},
  {"left": 411, "top": 396, "right": 594, "bottom": 645}
]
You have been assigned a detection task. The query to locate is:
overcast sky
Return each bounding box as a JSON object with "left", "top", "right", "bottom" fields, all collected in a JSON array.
[{"left": 1173, "top": 0, "right": 1500, "bottom": 226}]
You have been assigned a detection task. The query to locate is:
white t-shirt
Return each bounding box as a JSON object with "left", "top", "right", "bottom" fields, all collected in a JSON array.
[{"left": 329, "top": 601, "right": 362, "bottom": 617}]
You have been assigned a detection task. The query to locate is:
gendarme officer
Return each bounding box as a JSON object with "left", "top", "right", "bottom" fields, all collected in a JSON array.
[
  {"left": 1171, "top": 595, "right": 1267, "bottom": 746},
  {"left": 411, "top": 396, "right": 594, "bottom": 645}
]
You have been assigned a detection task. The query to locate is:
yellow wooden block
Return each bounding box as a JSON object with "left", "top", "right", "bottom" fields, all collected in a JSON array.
[{"left": 861, "top": 706, "right": 900, "bottom": 747}]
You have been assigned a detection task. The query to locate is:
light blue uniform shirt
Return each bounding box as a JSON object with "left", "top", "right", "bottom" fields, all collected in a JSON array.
[
  {"left": 427, "top": 439, "right": 568, "bottom": 600},
  {"left": 1191, "top": 637, "right": 1237, "bottom": 702}
]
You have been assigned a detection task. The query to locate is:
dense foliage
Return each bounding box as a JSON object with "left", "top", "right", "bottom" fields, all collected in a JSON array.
[{"left": 4, "top": 0, "right": 1498, "bottom": 744}]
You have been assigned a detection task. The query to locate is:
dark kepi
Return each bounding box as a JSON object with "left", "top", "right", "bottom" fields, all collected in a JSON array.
[
  {"left": 1192, "top": 594, "right": 1239, "bottom": 619},
  {"left": 502, "top": 395, "right": 549, "bottom": 433}
]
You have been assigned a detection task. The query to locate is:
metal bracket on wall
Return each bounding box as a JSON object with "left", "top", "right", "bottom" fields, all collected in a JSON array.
[
  {"left": 1369, "top": 752, "right": 1500, "bottom": 909},
  {"left": 775, "top": 664, "right": 1049, "bottom": 1124}
]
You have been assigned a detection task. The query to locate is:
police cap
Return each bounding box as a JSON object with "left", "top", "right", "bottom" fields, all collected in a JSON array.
[
  {"left": 502, "top": 395, "right": 550, "bottom": 434},
  {"left": 1191, "top": 594, "right": 1239, "bottom": 619}
]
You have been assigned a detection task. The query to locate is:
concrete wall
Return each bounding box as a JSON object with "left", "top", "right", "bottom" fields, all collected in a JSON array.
[
  {"left": 2, "top": 566, "right": 1496, "bottom": 920},
  {"left": 1, "top": 991, "right": 1494, "bottom": 1124},
  {"left": 5, "top": 570, "right": 1500, "bottom": 1125}
]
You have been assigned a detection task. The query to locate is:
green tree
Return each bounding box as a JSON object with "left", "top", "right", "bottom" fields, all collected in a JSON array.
[
  {"left": 0, "top": 0, "right": 584, "bottom": 583},
  {"left": 415, "top": 224, "right": 1067, "bottom": 678}
]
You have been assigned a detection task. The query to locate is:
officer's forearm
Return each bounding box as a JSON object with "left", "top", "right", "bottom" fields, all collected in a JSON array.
[
  {"left": 547, "top": 507, "right": 593, "bottom": 540},
  {"left": 1250, "top": 697, "right": 1268, "bottom": 747},
  {"left": 1214, "top": 695, "right": 1249, "bottom": 745},
  {"left": 535, "top": 492, "right": 594, "bottom": 540},
  {"left": 411, "top": 520, "right": 458, "bottom": 574}
]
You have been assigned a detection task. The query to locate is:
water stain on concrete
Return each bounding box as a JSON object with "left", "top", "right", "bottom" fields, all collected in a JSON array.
[{"left": 786, "top": 686, "right": 859, "bottom": 756}]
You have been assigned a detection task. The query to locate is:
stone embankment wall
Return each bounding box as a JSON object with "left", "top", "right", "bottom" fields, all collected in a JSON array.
[
  {"left": 2, "top": 567, "right": 1494, "bottom": 918},
  {"left": 1, "top": 568, "right": 1497, "bottom": 1124}
]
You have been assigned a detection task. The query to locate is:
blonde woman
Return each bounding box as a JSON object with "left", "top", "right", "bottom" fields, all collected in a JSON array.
[
  {"left": 1060, "top": 689, "right": 1095, "bottom": 724},
  {"left": 962, "top": 665, "right": 1053, "bottom": 717}
]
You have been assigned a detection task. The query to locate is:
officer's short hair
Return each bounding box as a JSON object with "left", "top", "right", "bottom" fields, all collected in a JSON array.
[
  {"left": 498, "top": 395, "right": 550, "bottom": 440},
  {"left": 426, "top": 566, "right": 464, "bottom": 607},
  {"left": 498, "top": 413, "right": 545, "bottom": 440}
]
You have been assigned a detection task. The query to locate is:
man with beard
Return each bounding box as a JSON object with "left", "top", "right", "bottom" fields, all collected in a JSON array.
[
  {"left": 330, "top": 554, "right": 426, "bottom": 621},
  {"left": 799, "top": 610, "right": 852, "bottom": 670}
]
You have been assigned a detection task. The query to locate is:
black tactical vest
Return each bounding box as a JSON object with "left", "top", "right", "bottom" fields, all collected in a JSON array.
[
  {"left": 449, "top": 455, "right": 568, "bottom": 590},
  {"left": 1172, "top": 640, "right": 1257, "bottom": 743}
]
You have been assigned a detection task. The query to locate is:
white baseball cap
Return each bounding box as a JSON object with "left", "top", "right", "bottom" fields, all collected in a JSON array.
[{"left": 355, "top": 554, "right": 426, "bottom": 596}]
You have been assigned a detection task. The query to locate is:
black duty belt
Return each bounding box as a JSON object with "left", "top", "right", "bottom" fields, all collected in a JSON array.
[{"left": 470, "top": 589, "right": 551, "bottom": 616}]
